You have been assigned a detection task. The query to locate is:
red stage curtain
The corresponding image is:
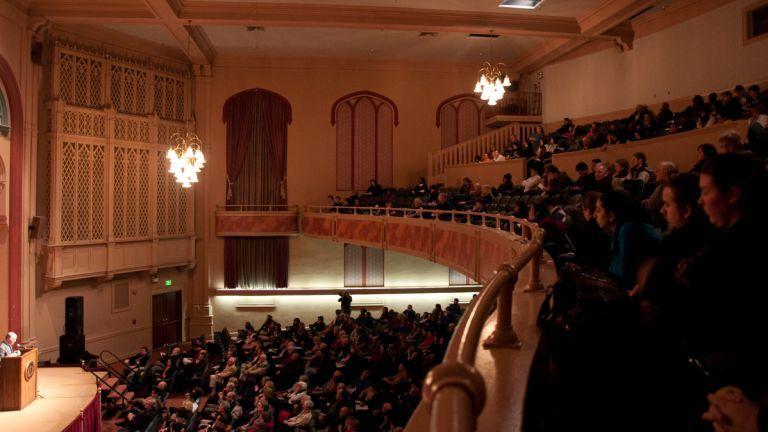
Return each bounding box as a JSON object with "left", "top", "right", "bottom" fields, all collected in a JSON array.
[
  {"left": 222, "top": 89, "right": 291, "bottom": 289},
  {"left": 61, "top": 392, "right": 100, "bottom": 432}
]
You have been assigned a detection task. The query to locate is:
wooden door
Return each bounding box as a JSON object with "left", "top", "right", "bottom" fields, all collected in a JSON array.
[{"left": 152, "top": 291, "right": 182, "bottom": 349}]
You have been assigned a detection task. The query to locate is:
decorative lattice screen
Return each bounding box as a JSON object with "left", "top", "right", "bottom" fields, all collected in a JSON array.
[
  {"left": 153, "top": 74, "right": 186, "bottom": 121},
  {"left": 110, "top": 64, "right": 147, "bottom": 115},
  {"left": 60, "top": 141, "right": 106, "bottom": 243},
  {"left": 113, "top": 146, "right": 150, "bottom": 239},
  {"left": 59, "top": 52, "right": 103, "bottom": 108},
  {"left": 51, "top": 42, "right": 192, "bottom": 247}
]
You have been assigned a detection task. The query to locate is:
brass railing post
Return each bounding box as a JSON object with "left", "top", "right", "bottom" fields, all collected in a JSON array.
[
  {"left": 525, "top": 226, "right": 545, "bottom": 292},
  {"left": 483, "top": 266, "right": 522, "bottom": 349}
]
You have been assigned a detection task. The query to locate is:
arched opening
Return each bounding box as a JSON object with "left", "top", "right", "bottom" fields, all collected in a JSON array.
[
  {"left": 0, "top": 53, "right": 24, "bottom": 335},
  {"left": 222, "top": 88, "right": 292, "bottom": 289},
  {"left": 332, "top": 91, "right": 398, "bottom": 191},
  {"left": 435, "top": 94, "right": 486, "bottom": 149}
]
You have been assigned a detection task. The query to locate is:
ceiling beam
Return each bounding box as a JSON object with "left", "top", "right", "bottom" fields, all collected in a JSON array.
[
  {"left": 28, "top": 2, "right": 619, "bottom": 40},
  {"left": 142, "top": 0, "right": 216, "bottom": 64},
  {"left": 511, "top": 0, "right": 655, "bottom": 73}
]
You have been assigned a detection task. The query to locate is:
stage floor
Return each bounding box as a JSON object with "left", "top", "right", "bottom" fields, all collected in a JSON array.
[{"left": 0, "top": 367, "right": 98, "bottom": 432}]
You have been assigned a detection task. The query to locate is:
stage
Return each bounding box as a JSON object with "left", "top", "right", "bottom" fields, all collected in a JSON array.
[{"left": 0, "top": 367, "right": 100, "bottom": 432}]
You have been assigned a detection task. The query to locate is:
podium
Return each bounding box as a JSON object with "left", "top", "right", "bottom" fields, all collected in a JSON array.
[{"left": 0, "top": 348, "right": 38, "bottom": 411}]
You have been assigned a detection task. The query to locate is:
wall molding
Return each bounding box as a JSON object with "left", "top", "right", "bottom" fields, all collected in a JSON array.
[{"left": 211, "top": 285, "right": 481, "bottom": 296}]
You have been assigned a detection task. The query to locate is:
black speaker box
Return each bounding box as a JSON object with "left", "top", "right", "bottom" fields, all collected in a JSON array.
[
  {"left": 65, "top": 296, "right": 84, "bottom": 336},
  {"left": 58, "top": 334, "right": 85, "bottom": 365}
]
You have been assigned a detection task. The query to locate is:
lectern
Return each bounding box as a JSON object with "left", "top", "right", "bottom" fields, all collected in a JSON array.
[{"left": 0, "top": 348, "right": 38, "bottom": 411}]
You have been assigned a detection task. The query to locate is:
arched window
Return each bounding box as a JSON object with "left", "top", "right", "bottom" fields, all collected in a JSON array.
[
  {"left": 0, "top": 86, "right": 8, "bottom": 137},
  {"left": 0, "top": 155, "right": 6, "bottom": 228},
  {"left": 332, "top": 91, "right": 398, "bottom": 191},
  {"left": 436, "top": 94, "right": 486, "bottom": 149}
]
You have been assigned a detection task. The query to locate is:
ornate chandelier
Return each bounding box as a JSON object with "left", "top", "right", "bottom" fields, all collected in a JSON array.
[
  {"left": 473, "top": 62, "right": 511, "bottom": 106},
  {"left": 472, "top": 31, "right": 511, "bottom": 106},
  {"left": 166, "top": 132, "right": 206, "bottom": 188}
]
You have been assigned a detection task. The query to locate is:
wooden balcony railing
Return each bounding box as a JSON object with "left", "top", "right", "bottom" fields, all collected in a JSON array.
[
  {"left": 428, "top": 123, "right": 540, "bottom": 184},
  {"left": 301, "top": 206, "right": 545, "bottom": 432},
  {"left": 215, "top": 205, "right": 299, "bottom": 237}
]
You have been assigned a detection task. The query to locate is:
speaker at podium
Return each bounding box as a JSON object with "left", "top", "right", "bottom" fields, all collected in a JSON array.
[{"left": 0, "top": 347, "right": 39, "bottom": 411}]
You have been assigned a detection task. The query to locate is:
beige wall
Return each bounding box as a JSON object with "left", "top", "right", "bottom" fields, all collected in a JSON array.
[
  {"left": 34, "top": 268, "right": 190, "bottom": 362},
  {"left": 541, "top": 0, "right": 768, "bottom": 124}
]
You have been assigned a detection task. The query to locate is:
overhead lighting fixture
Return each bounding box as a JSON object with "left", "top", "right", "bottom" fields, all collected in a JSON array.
[
  {"left": 498, "top": 0, "right": 546, "bottom": 10},
  {"left": 167, "top": 132, "right": 206, "bottom": 188},
  {"left": 472, "top": 31, "right": 511, "bottom": 106}
]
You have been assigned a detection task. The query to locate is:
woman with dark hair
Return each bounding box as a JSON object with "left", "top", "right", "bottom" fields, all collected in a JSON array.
[
  {"left": 691, "top": 143, "right": 717, "bottom": 173},
  {"left": 522, "top": 163, "right": 543, "bottom": 192},
  {"left": 594, "top": 190, "right": 660, "bottom": 289}
]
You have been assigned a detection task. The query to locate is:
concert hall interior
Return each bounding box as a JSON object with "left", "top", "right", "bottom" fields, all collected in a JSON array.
[{"left": 0, "top": 0, "right": 767, "bottom": 431}]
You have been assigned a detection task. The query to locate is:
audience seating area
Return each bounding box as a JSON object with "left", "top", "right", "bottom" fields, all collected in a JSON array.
[{"left": 93, "top": 300, "right": 464, "bottom": 432}]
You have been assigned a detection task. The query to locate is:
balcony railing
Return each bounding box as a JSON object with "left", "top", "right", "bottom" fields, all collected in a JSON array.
[{"left": 302, "top": 205, "right": 545, "bottom": 432}]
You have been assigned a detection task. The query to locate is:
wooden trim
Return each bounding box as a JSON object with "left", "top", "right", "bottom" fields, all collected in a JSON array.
[
  {"left": 0, "top": 52, "right": 24, "bottom": 338},
  {"left": 743, "top": 0, "right": 768, "bottom": 45},
  {"left": 142, "top": 0, "right": 217, "bottom": 64}
]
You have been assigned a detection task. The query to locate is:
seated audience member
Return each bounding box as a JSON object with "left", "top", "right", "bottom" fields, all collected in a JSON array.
[
  {"left": 747, "top": 103, "right": 768, "bottom": 157},
  {"left": 492, "top": 149, "right": 506, "bottom": 162},
  {"left": 747, "top": 84, "right": 765, "bottom": 107},
  {"left": 116, "top": 397, "right": 160, "bottom": 431},
  {"left": 567, "top": 191, "right": 611, "bottom": 268},
  {"left": 365, "top": 179, "right": 384, "bottom": 198},
  {"left": 593, "top": 162, "right": 614, "bottom": 194},
  {"left": 634, "top": 113, "right": 659, "bottom": 140},
  {"left": 720, "top": 91, "right": 744, "bottom": 120},
  {"left": 412, "top": 177, "right": 429, "bottom": 197},
  {"left": 683, "top": 153, "right": 768, "bottom": 414},
  {"left": 656, "top": 102, "right": 674, "bottom": 128},
  {"left": 574, "top": 162, "right": 597, "bottom": 192},
  {"left": 527, "top": 126, "right": 545, "bottom": 151},
  {"left": 627, "top": 104, "right": 650, "bottom": 124},
  {"left": 612, "top": 158, "right": 631, "bottom": 191},
  {"left": 594, "top": 191, "right": 660, "bottom": 289},
  {"left": 554, "top": 118, "right": 575, "bottom": 146},
  {"left": 691, "top": 143, "right": 717, "bottom": 173},
  {"left": 719, "top": 130, "right": 744, "bottom": 153},
  {"left": 435, "top": 193, "right": 454, "bottom": 221},
  {"left": 123, "top": 346, "right": 151, "bottom": 383},
  {"left": 522, "top": 165, "right": 543, "bottom": 193},
  {"left": 630, "top": 152, "right": 655, "bottom": 184},
  {"left": 583, "top": 122, "right": 605, "bottom": 149},
  {"left": 544, "top": 136, "right": 560, "bottom": 154},
  {"left": 495, "top": 173, "right": 515, "bottom": 196},
  {"left": 479, "top": 152, "right": 493, "bottom": 163},
  {"left": 541, "top": 165, "right": 571, "bottom": 195},
  {"left": 459, "top": 177, "right": 476, "bottom": 196},
  {"left": 643, "top": 161, "right": 677, "bottom": 213},
  {"left": 504, "top": 142, "right": 526, "bottom": 159},
  {"left": 534, "top": 144, "right": 551, "bottom": 162}
]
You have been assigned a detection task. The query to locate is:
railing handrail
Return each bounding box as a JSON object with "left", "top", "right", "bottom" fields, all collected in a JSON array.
[
  {"left": 216, "top": 204, "right": 298, "bottom": 212},
  {"left": 303, "top": 205, "right": 545, "bottom": 432},
  {"left": 98, "top": 350, "right": 132, "bottom": 388}
]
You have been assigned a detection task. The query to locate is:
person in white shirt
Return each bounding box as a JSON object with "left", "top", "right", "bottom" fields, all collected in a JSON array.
[
  {"left": 492, "top": 149, "right": 506, "bottom": 162},
  {"left": 0, "top": 332, "right": 20, "bottom": 357},
  {"left": 521, "top": 166, "right": 542, "bottom": 192}
]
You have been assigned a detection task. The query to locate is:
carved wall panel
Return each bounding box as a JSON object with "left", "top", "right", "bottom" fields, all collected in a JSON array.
[{"left": 43, "top": 40, "right": 195, "bottom": 288}]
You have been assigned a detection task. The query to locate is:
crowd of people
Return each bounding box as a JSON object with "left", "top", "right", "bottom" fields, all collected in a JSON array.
[
  {"left": 472, "top": 83, "right": 768, "bottom": 164},
  {"left": 108, "top": 297, "right": 465, "bottom": 432},
  {"left": 322, "top": 124, "right": 767, "bottom": 432}
]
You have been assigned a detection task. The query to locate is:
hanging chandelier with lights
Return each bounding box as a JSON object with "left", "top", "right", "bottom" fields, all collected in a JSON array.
[
  {"left": 167, "top": 131, "right": 206, "bottom": 188},
  {"left": 472, "top": 31, "right": 512, "bottom": 106},
  {"left": 473, "top": 62, "right": 511, "bottom": 106}
]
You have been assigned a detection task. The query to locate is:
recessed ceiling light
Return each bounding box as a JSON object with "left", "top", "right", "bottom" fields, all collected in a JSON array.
[{"left": 498, "top": 0, "right": 546, "bottom": 10}]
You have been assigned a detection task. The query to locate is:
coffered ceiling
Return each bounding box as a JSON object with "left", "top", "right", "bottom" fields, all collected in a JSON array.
[{"left": 21, "top": 0, "right": 660, "bottom": 71}]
